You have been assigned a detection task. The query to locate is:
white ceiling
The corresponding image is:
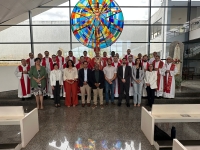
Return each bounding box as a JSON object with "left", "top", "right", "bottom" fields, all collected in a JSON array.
[{"left": 0, "top": 0, "right": 69, "bottom": 24}]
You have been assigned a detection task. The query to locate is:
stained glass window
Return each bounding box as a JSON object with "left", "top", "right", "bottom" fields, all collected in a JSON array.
[{"left": 71, "top": 0, "right": 124, "bottom": 49}]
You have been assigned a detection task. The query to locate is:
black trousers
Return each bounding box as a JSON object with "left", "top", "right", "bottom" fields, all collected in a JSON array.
[
  {"left": 146, "top": 86, "right": 155, "bottom": 107},
  {"left": 118, "top": 81, "right": 130, "bottom": 104},
  {"left": 53, "top": 81, "right": 61, "bottom": 104}
]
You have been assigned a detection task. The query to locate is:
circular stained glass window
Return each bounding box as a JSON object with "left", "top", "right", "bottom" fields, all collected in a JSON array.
[{"left": 71, "top": 0, "right": 124, "bottom": 49}]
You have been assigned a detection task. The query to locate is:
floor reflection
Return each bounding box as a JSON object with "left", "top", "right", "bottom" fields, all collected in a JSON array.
[{"left": 49, "top": 137, "right": 141, "bottom": 150}]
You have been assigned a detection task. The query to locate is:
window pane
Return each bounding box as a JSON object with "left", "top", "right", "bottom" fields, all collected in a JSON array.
[
  {"left": 0, "top": 26, "right": 30, "bottom": 42},
  {"left": 167, "top": 0, "right": 188, "bottom": 6},
  {"left": 150, "top": 43, "right": 163, "bottom": 56},
  {"left": 118, "top": 26, "right": 148, "bottom": 42},
  {"left": 151, "top": 8, "right": 188, "bottom": 24},
  {"left": 32, "top": 8, "right": 69, "bottom": 24},
  {"left": 34, "top": 44, "right": 70, "bottom": 57},
  {"left": 122, "top": 8, "right": 149, "bottom": 21},
  {"left": 191, "top": 0, "right": 200, "bottom": 6},
  {"left": 33, "top": 26, "right": 70, "bottom": 42},
  {"left": 0, "top": 44, "right": 31, "bottom": 60}
]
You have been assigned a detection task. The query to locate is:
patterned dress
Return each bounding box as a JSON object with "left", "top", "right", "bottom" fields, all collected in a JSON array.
[{"left": 32, "top": 70, "right": 46, "bottom": 96}]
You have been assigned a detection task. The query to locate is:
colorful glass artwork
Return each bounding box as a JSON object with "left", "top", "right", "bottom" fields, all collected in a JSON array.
[{"left": 71, "top": 0, "right": 124, "bottom": 50}]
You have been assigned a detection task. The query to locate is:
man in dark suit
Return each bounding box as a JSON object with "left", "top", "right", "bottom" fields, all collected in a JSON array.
[
  {"left": 78, "top": 61, "right": 92, "bottom": 107},
  {"left": 90, "top": 63, "right": 105, "bottom": 109},
  {"left": 117, "top": 58, "right": 132, "bottom": 107}
]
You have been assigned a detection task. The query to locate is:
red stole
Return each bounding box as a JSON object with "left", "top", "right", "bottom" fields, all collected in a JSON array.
[
  {"left": 164, "top": 64, "right": 175, "bottom": 93},
  {"left": 56, "top": 56, "right": 64, "bottom": 65},
  {"left": 76, "top": 62, "right": 84, "bottom": 70},
  {"left": 102, "top": 57, "right": 108, "bottom": 67},
  {"left": 63, "top": 63, "right": 67, "bottom": 69},
  {"left": 126, "top": 62, "right": 135, "bottom": 66},
  {"left": 67, "top": 56, "right": 76, "bottom": 64},
  {"left": 18, "top": 65, "right": 30, "bottom": 96},
  {"left": 42, "top": 57, "right": 53, "bottom": 70},
  {"left": 152, "top": 60, "right": 164, "bottom": 90},
  {"left": 125, "top": 54, "right": 133, "bottom": 60},
  {"left": 91, "top": 57, "right": 103, "bottom": 70},
  {"left": 112, "top": 62, "right": 121, "bottom": 67},
  {"left": 26, "top": 58, "right": 30, "bottom": 65},
  {"left": 84, "top": 56, "right": 91, "bottom": 62},
  {"left": 53, "top": 61, "right": 59, "bottom": 69},
  {"left": 142, "top": 61, "right": 150, "bottom": 70}
]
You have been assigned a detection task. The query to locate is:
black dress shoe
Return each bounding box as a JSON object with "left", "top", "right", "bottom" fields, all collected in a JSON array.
[
  {"left": 126, "top": 103, "right": 130, "bottom": 107},
  {"left": 21, "top": 98, "right": 25, "bottom": 101},
  {"left": 117, "top": 103, "right": 121, "bottom": 107}
]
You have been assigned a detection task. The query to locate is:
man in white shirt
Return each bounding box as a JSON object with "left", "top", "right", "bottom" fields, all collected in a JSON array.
[
  {"left": 103, "top": 58, "right": 117, "bottom": 105},
  {"left": 26, "top": 53, "right": 35, "bottom": 67},
  {"left": 149, "top": 51, "right": 157, "bottom": 64},
  {"left": 163, "top": 56, "right": 178, "bottom": 98}
]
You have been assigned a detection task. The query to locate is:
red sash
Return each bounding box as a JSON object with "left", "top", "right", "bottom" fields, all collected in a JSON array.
[
  {"left": 67, "top": 56, "right": 76, "bottom": 64},
  {"left": 142, "top": 61, "right": 150, "bottom": 70},
  {"left": 111, "top": 62, "right": 121, "bottom": 67},
  {"left": 164, "top": 64, "right": 175, "bottom": 93},
  {"left": 56, "top": 56, "right": 64, "bottom": 65},
  {"left": 63, "top": 63, "right": 67, "bottom": 69},
  {"left": 76, "top": 62, "right": 84, "bottom": 70},
  {"left": 125, "top": 54, "right": 133, "bottom": 61},
  {"left": 91, "top": 57, "right": 103, "bottom": 70},
  {"left": 18, "top": 65, "right": 30, "bottom": 96},
  {"left": 152, "top": 60, "right": 164, "bottom": 90},
  {"left": 53, "top": 61, "right": 60, "bottom": 69},
  {"left": 126, "top": 62, "right": 135, "bottom": 66},
  {"left": 42, "top": 57, "right": 53, "bottom": 70}
]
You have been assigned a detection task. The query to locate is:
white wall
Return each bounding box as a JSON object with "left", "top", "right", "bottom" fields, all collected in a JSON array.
[{"left": 0, "top": 66, "right": 18, "bottom": 92}]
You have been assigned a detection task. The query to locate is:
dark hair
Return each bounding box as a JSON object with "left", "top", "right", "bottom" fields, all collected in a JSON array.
[
  {"left": 44, "top": 51, "right": 49, "bottom": 53},
  {"left": 122, "top": 58, "right": 126, "bottom": 60},
  {"left": 66, "top": 60, "right": 74, "bottom": 68},
  {"left": 148, "top": 64, "right": 154, "bottom": 71},
  {"left": 53, "top": 63, "right": 58, "bottom": 68},
  {"left": 83, "top": 51, "right": 87, "bottom": 53},
  {"left": 83, "top": 61, "right": 88, "bottom": 64},
  {"left": 34, "top": 57, "right": 41, "bottom": 62},
  {"left": 135, "top": 58, "right": 142, "bottom": 70},
  {"left": 80, "top": 56, "right": 84, "bottom": 59},
  {"left": 52, "top": 54, "right": 56, "bottom": 57},
  {"left": 69, "top": 50, "right": 72, "bottom": 53}
]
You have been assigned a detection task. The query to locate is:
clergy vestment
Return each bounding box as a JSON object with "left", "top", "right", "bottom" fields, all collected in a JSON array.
[
  {"left": 124, "top": 54, "right": 135, "bottom": 63},
  {"left": 152, "top": 60, "right": 165, "bottom": 97},
  {"left": 15, "top": 65, "right": 31, "bottom": 98},
  {"left": 90, "top": 57, "right": 104, "bottom": 70},
  {"left": 142, "top": 61, "right": 150, "bottom": 97},
  {"left": 163, "top": 63, "right": 178, "bottom": 98},
  {"left": 67, "top": 56, "right": 78, "bottom": 66},
  {"left": 56, "top": 56, "right": 64, "bottom": 70},
  {"left": 42, "top": 57, "right": 53, "bottom": 97},
  {"left": 112, "top": 62, "right": 121, "bottom": 97},
  {"left": 127, "top": 62, "right": 134, "bottom": 96},
  {"left": 26, "top": 58, "right": 35, "bottom": 67}
]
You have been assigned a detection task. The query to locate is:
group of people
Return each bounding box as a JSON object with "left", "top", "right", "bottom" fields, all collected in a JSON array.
[{"left": 15, "top": 49, "right": 178, "bottom": 109}]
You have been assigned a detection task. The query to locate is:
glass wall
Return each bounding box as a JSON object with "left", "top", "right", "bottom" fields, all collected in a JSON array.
[{"left": 0, "top": 0, "right": 200, "bottom": 69}]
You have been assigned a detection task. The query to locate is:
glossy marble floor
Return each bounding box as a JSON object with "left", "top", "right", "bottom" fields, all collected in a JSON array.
[{"left": 0, "top": 103, "right": 200, "bottom": 150}]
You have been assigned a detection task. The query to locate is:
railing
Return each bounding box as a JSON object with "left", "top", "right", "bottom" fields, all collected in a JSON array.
[{"left": 185, "top": 44, "right": 200, "bottom": 58}]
